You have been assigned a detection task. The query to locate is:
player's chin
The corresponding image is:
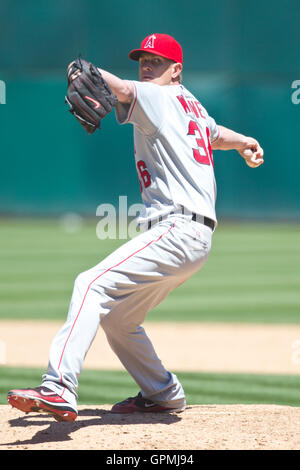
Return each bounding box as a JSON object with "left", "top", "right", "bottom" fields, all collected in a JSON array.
[{"left": 140, "top": 75, "right": 156, "bottom": 82}]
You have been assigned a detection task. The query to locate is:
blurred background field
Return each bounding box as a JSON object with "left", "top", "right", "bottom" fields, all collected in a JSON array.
[
  {"left": 0, "top": 0, "right": 300, "bottom": 409},
  {"left": 0, "top": 218, "right": 299, "bottom": 324},
  {"left": 2, "top": 366, "right": 300, "bottom": 407}
]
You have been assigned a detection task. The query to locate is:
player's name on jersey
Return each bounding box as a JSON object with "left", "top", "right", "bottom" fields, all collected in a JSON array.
[{"left": 176, "top": 94, "right": 206, "bottom": 119}]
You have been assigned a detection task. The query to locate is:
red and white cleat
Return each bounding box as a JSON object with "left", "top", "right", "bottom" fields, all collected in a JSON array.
[{"left": 7, "top": 386, "right": 78, "bottom": 422}]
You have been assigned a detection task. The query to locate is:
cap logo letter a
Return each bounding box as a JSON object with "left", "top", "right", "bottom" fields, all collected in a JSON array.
[{"left": 144, "top": 34, "right": 156, "bottom": 49}]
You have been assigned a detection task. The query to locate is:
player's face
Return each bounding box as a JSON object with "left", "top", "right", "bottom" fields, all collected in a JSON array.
[{"left": 139, "top": 53, "right": 181, "bottom": 85}]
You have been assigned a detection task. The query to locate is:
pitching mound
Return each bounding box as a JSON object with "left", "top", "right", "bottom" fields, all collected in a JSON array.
[{"left": 1, "top": 404, "right": 299, "bottom": 450}]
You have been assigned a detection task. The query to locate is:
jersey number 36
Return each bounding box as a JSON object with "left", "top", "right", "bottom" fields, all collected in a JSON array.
[
  {"left": 188, "top": 120, "right": 213, "bottom": 166},
  {"left": 137, "top": 120, "right": 213, "bottom": 192}
]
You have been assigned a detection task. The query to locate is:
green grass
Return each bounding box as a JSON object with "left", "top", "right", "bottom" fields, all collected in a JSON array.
[
  {"left": 0, "top": 218, "right": 299, "bottom": 323},
  {"left": 1, "top": 366, "right": 300, "bottom": 407}
]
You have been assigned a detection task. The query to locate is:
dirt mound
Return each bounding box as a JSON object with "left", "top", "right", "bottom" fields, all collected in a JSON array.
[{"left": 1, "top": 404, "right": 299, "bottom": 450}]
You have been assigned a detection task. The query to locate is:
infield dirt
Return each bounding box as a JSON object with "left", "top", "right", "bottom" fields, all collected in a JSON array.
[{"left": 1, "top": 320, "right": 300, "bottom": 374}]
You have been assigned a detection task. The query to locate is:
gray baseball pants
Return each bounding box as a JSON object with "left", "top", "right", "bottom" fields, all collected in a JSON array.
[{"left": 42, "top": 214, "right": 213, "bottom": 411}]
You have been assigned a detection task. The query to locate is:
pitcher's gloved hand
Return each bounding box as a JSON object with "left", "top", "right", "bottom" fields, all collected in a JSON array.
[{"left": 65, "top": 57, "right": 118, "bottom": 134}]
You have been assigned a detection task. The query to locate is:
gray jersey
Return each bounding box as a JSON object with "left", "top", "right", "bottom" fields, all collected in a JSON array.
[{"left": 115, "top": 81, "right": 219, "bottom": 225}]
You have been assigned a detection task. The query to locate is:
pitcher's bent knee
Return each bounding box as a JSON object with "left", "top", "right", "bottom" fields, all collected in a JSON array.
[
  {"left": 73, "top": 271, "right": 91, "bottom": 293},
  {"left": 74, "top": 267, "right": 108, "bottom": 294}
]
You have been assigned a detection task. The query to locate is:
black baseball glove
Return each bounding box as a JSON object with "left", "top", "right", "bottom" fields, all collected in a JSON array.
[{"left": 65, "top": 57, "right": 118, "bottom": 134}]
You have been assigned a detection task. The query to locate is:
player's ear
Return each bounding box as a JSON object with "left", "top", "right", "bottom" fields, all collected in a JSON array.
[{"left": 171, "top": 62, "right": 183, "bottom": 82}]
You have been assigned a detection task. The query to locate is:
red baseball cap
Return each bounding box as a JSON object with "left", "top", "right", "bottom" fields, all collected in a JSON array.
[{"left": 129, "top": 34, "right": 183, "bottom": 64}]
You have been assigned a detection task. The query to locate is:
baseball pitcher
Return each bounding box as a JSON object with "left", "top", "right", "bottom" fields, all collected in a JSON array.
[{"left": 8, "top": 34, "right": 264, "bottom": 421}]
